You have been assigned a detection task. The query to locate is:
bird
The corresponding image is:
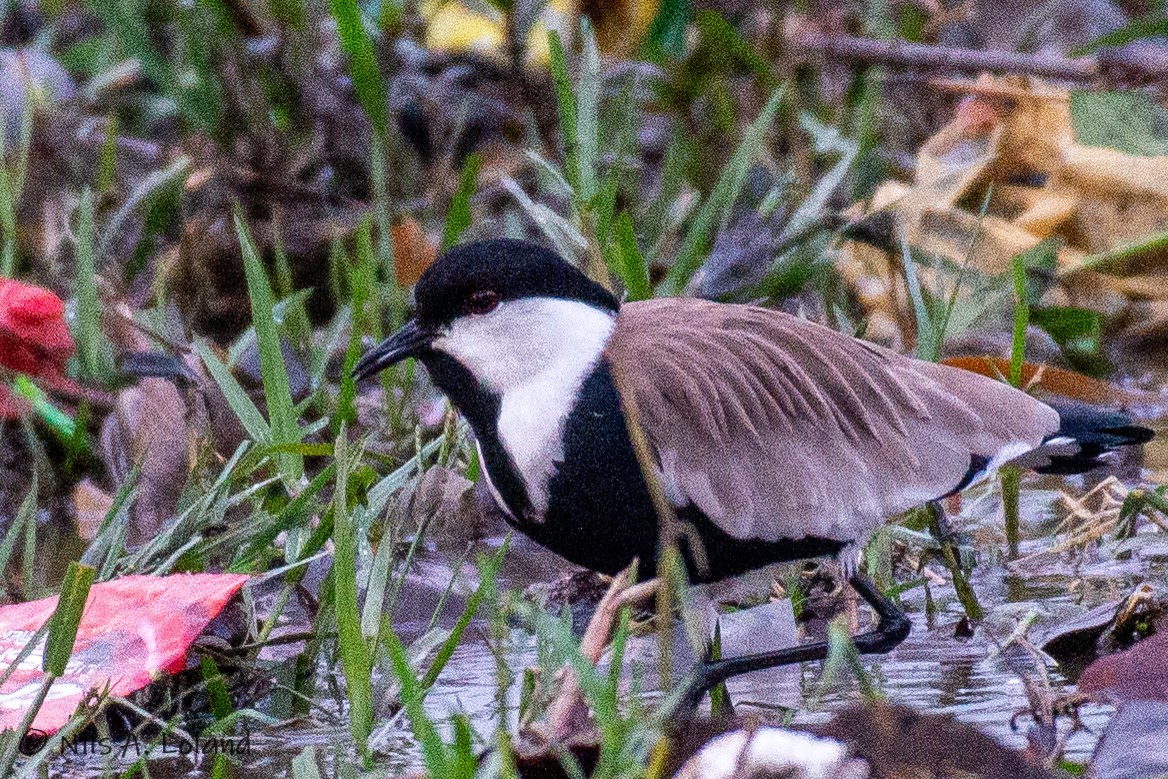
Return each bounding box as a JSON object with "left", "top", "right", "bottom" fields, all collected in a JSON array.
[{"left": 354, "top": 237, "right": 1155, "bottom": 706}]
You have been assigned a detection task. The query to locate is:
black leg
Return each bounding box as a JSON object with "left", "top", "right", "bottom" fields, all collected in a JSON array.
[{"left": 678, "top": 572, "right": 911, "bottom": 711}]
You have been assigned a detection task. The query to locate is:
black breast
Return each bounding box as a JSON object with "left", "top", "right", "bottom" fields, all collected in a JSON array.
[
  {"left": 429, "top": 354, "right": 846, "bottom": 582},
  {"left": 512, "top": 360, "right": 847, "bottom": 582},
  {"left": 536, "top": 361, "right": 662, "bottom": 575}
]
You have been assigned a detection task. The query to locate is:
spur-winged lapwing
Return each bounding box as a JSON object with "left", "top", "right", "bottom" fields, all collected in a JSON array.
[{"left": 354, "top": 238, "right": 1154, "bottom": 704}]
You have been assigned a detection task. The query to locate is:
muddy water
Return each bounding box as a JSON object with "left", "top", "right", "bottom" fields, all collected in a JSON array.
[
  {"left": 24, "top": 464, "right": 1168, "bottom": 777},
  {"left": 413, "top": 559, "right": 1133, "bottom": 763}
]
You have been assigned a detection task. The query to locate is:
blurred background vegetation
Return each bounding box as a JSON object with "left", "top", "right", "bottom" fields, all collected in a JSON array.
[{"left": 0, "top": 0, "right": 1166, "bottom": 776}]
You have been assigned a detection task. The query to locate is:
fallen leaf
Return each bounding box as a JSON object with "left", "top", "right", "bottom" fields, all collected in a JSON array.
[
  {"left": 0, "top": 573, "right": 249, "bottom": 734},
  {"left": 71, "top": 479, "right": 115, "bottom": 541},
  {"left": 99, "top": 378, "right": 192, "bottom": 546},
  {"left": 941, "top": 357, "right": 1154, "bottom": 407},
  {"left": 391, "top": 218, "right": 438, "bottom": 287}
]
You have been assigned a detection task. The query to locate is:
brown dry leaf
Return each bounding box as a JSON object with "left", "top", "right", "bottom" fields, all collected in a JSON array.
[
  {"left": 391, "top": 218, "right": 438, "bottom": 288},
  {"left": 99, "top": 378, "right": 193, "bottom": 547},
  {"left": 841, "top": 76, "right": 1168, "bottom": 349},
  {"left": 940, "top": 357, "right": 1160, "bottom": 409},
  {"left": 72, "top": 478, "right": 114, "bottom": 541}
]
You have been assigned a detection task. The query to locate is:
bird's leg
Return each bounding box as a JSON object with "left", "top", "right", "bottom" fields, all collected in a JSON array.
[
  {"left": 677, "top": 573, "right": 911, "bottom": 711},
  {"left": 836, "top": 543, "right": 862, "bottom": 634}
]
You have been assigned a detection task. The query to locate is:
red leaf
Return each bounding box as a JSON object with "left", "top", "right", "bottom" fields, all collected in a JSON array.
[
  {"left": 0, "top": 573, "right": 250, "bottom": 733},
  {"left": 0, "top": 278, "right": 75, "bottom": 377}
]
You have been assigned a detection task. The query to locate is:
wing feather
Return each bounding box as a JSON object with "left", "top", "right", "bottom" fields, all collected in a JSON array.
[{"left": 606, "top": 298, "right": 1060, "bottom": 543}]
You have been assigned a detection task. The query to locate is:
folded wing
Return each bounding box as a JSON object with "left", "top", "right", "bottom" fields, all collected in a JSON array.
[{"left": 606, "top": 298, "right": 1059, "bottom": 543}]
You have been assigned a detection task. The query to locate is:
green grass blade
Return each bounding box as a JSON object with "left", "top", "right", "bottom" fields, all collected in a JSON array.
[
  {"left": 11, "top": 375, "right": 76, "bottom": 440},
  {"left": 442, "top": 153, "right": 482, "bottom": 250},
  {"left": 331, "top": 426, "right": 373, "bottom": 765},
  {"left": 788, "top": 115, "right": 859, "bottom": 237},
  {"left": 97, "top": 112, "right": 119, "bottom": 195},
  {"left": 419, "top": 542, "right": 508, "bottom": 692},
  {"left": 384, "top": 627, "right": 449, "bottom": 776},
  {"left": 359, "top": 514, "right": 398, "bottom": 641},
  {"left": 1010, "top": 251, "right": 1030, "bottom": 387},
  {"left": 899, "top": 239, "right": 934, "bottom": 361},
  {"left": 291, "top": 747, "right": 323, "bottom": 779},
  {"left": 327, "top": 0, "right": 388, "bottom": 138},
  {"left": 21, "top": 471, "right": 37, "bottom": 596},
  {"left": 235, "top": 212, "right": 303, "bottom": 479},
  {"left": 548, "top": 30, "right": 580, "bottom": 194},
  {"left": 77, "top": 466, "right": 139, "bottom": 579},
  {"left": 694, "top": 10, "right": 779, "bottom": 87},
  {"left": 0, "top": 474, "right": 36, "bottom": 579},
  {"left": 74, "top": 188, "right": 116, "bottom": 384},
  {"left": 575, "top": 18, "right": 601, "bottom": 205},
  {"left": 195, "top": 341, "right": 270, "bottom": 442},
  {"left": 0, "top": 109, "right": 15, "bottom": 277},
  {"left": 1073, "top": 14, "right": 1168, "bottom": 55},
  {"left": 0, "top": 620, "right": 48, "bottom": 691},
  {"left": 613, "top": 213, "right": 650, "bottom": 301},
  {"left": 10, "top": 87, "right": 32, "bottom": 207},
  {"left": 43, "top": 562, "right": 96, "bottom": 676},
  {"left": 658, "top": 89, "right": 784, "bottom": 295}
]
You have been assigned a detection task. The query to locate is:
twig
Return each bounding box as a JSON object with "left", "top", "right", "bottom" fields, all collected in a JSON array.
[
  {"left": 543, "top": 563, "right": 640, "bottom": 743},
  {"left": 792, "top": 30, "right": 1100, "bottom": 81}
]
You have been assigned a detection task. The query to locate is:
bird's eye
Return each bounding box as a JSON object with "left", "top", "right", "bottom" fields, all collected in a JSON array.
[{"left": 464, "top": 290, "right": 500, "bottom": 316}]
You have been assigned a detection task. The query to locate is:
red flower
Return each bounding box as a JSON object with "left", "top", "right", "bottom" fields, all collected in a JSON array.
[{"left": 0, "top": 278, "right": 75, "bottom": 418}]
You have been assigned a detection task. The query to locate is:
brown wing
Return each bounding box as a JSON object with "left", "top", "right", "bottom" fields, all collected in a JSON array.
[{"left": 605, "top": 298, "right": 1059, "bottom": 543}]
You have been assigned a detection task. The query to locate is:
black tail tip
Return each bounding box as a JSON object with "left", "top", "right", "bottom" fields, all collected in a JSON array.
[
  {"left": 1036, "top": 401, "right": 1157, "bottom": 475},
  {"left": 1099, "top": 424, "right": 1157, "bottom": 446},
  {"left": 1049, "top": 401, "right": 1154, "bottom": 444}
]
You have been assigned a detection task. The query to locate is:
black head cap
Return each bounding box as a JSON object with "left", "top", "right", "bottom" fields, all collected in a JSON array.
[{"left": 413, "top": 238, "right": 619, "bottom": 328}]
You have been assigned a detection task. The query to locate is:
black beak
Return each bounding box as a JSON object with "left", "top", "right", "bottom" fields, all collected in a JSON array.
[{"left": 353, "top": 319, "right": 434, "bottom": 381}]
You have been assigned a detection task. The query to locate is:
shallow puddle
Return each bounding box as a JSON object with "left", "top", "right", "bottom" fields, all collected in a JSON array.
[{"left": 23, "top": 479, "right": 1167, "bottom": 776}]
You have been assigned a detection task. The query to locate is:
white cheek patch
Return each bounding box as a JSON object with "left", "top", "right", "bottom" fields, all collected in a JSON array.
[{"left": 433, "top": 297, "right": 617, "bottom": 515}]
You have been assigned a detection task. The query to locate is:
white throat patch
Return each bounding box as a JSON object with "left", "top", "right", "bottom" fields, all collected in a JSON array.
[{"left": 432, "top": 296, "right": 617, "bottom": 515}]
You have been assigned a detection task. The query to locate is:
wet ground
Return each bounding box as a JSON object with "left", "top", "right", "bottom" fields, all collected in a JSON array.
[{"left": 25, "top": 433, "right": 1168, "bottom": 777}]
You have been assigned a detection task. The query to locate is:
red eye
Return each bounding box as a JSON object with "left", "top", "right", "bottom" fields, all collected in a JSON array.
[{"left": 465, "top": 290, "right": 500, "bottom": 315}]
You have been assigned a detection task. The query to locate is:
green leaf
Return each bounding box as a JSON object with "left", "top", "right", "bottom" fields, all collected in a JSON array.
[
  {"left": 1073, "top": 15, "right": 1168, "bottom": 55},
  {"left": 658, "top": 89, "right": 784, "bottom": 295},
  {"left": 235, "top": 212, "right": 303, "bottom": 480},
  {"left": 442, "top": 153, "right": 481, "bottom": 250},
  {"left": 328, "top": 0, "right": 388, "bottom": 137},
  {"left": 43, "top": 562, "right": 96, "bottom": 676},
  {"left": 1030, "top": 306, "right": 1102, "bottom": 355},
  {"left": 1069, "top": 90, "right": 1168, "bottom": 157},
  {"left": 331, "top": 427, "right": 373, "bottom": 765},
  {"left": 201, "top": 656, "right": 234, "bottom": 721},
  {"left": 612, "top": 213, "right": 651, "bottom": 301}
]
